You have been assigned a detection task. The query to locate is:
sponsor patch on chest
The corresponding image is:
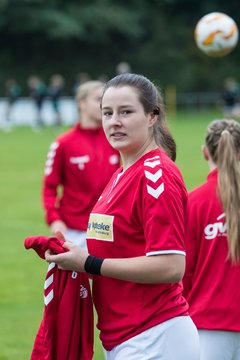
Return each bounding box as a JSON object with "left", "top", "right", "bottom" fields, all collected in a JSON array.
[
  {"left": 204, "top": 213, "right": 227, "bottom": 240},
  {"left": 87, "top": 213, "right": 114, "bottom": 241}
]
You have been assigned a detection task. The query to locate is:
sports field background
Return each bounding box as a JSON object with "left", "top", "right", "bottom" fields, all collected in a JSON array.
[{"left": 0, "top": 108, "right": 222, "bottom": 360}]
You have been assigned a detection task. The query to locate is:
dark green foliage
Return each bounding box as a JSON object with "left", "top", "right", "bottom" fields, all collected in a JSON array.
[{"left": 0, "top": 0, "right": 239, "bottom": 94}]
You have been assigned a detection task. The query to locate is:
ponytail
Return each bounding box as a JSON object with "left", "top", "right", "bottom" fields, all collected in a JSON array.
[
  {"left": 206, "top": 119, "right": 240, "bottom": 262},
  {"left": 153, "top": 117, "right": 176, "bottom": 161},
  {"left": 153, "top": 88, "right": 176, "bottom": 161},
  {"left": 217, "top": 130, "right": 240, "bottom": 262}
]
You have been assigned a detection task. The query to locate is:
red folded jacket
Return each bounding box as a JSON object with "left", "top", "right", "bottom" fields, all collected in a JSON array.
[
  {"left": 24, "top": 235, "right": 67, "bottom": 259},
  {"left": 24, "top": 235, "right": 94, "bottom": 360}
]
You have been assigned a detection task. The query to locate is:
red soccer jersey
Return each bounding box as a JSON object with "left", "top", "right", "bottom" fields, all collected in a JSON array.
[
  {"left": 42, "top": 123, "right": 120, "bottom": 230},
  {"left": 87, "top": 149, "right": 189, "bottom": 351},
  {"left": 25, "top": 236, "right": 93, "bottom": 360},
  {"left": 183, "top": 169, "right": 240, "bottom": 331},
  {"left": 31, "top": 264, "right": 93, "bottom": 360}
]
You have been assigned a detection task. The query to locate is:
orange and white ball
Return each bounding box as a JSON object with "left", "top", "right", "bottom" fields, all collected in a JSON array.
[{"left": 194, "top": 12, "right": 239, "bottom": 57}]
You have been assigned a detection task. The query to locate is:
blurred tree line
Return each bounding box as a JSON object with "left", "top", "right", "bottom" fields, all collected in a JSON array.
[{"left": 0, "top": 0, "right": 239, "bottom": 95}]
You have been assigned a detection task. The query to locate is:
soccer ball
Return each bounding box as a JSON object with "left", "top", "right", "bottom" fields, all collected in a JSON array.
[{"left": 194, "top": 12, "right": 239, "bottom": 57}]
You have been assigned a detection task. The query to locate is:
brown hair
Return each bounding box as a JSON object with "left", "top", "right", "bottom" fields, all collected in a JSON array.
[
  {"left": 101, "top": 73, "right": 176, "bottom": 161},
  {"left": 206, "top": 119, "right": 240, "bottom": 262}
]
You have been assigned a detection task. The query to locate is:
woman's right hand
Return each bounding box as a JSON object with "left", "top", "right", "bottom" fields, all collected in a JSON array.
[{"left": 45, "top": 240, "right": 89, "bottom": 272}]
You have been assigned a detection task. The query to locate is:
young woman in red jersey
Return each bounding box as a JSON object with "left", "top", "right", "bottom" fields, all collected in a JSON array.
[
  {"left": 27, "top": 81, "right": 119, "bottom": 360},
  {"left": 45, "top": 73, "right": 200, "bottom": 359},
  {"left": 183, "top": 119, "right": 240, "bottom": 360},
  {"left": 42, "top": 81, "right": 120, "bottom": 249}
]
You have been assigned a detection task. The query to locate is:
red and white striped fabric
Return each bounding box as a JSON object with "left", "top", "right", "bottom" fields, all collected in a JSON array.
[{"left": 24, "top": 236, "right": 94, "bottom": 360}]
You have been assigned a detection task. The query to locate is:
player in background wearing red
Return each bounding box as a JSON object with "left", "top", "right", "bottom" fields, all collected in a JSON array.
[
  {"left": 42, "top": 80, "right": 120, "bottom": 249},
  {"left": 183, "top": 119, "right": 240, "bottom": 360},
  {"left": 45, "top": 73, "right": 200, "bottom": 360}
]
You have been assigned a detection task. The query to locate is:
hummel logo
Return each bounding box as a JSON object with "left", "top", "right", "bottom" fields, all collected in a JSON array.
[
  {"left": 44, "top": 274, "right": 54, "bottom": 289},
  {"left": 144, "top": 160, "right": 161, "bottom": 168},
  {"left": 144, "top": 156, "right": 164, "bottom": 199},
  {"left": 144, "top": 155, "right": 161, "bottom": 168},
  {"left": 144, "top": 169, "right": 162, "bottom": 183},
  {"left": 45, "top": 142, "right": 59, "bottom": 176},
  {"left": 147, "top": 183, "right": 164, "bottom": 199},
  {"left": 44, "top": 263, "right": 55, "bottom": 306},
  {"left": 44, "top": 290, "right": 53, "bottom": 306}
]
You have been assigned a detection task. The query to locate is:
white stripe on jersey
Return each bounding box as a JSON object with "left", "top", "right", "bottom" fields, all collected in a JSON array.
[
  {"left": 44, "top": 289, "right": 54, "bottom": 306},
  {"left": 146, "top": 250, "right": 186, "bottom": 256},
  {"left": 144, "top": 155, "right": 160, "bottom": 162},
  {"left": 44, "top": 274, "right": 54, "bottom": 289},
  {"left": 144, "top": 160, "right": 161, "bottom": 168},
  {"left": 48, "top": 262, "right": 56, "bottom": 271}
]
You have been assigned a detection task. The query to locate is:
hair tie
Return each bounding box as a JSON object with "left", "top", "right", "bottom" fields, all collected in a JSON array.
[
  {"left": 153, "top": 107, "right": 160, "bottom": 115},
  {"left": 221, "top": 129, "right": 230, "bottom": 136}
]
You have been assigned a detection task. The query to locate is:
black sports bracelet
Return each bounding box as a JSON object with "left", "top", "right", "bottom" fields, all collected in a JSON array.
[{"left": 84, "top": 255, "right": 104, "bottom": 275}]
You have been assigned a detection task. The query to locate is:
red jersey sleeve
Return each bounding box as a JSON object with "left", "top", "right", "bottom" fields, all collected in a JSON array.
[
  {"left": 140, "top": 156, "right": 187, "bottom": 256},
  {"left": 42, "top": 141, "right": 63, "bottom": 225}
]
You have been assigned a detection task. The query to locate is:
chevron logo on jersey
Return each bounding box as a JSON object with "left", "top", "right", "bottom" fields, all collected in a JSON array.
[
  {"left": 44, "top": 262, "right": 55, "bottom": 306},
  {"left": 44, "top": 142, "right": 59, "bottom": 176},
  {"left": 144, "top": 156, "right": 164, "bottom": 199}
]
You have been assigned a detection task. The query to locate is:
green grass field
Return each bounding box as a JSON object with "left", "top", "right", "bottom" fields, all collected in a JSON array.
[{"left": 0, "top": 108, "right": 222, "bottom": 360}]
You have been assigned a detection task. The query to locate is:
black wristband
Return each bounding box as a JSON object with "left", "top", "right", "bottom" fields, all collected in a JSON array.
[{"left": 84, "top": 255, "right": 104, "bottom": 275}]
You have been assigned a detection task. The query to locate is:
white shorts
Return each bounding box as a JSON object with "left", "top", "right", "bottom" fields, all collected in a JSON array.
[
  {"left": 64, "top": 229, "right": 87, "bottom": 250},
  {"left": 198, "top": 329, "right": 240, "bottom": 360},
  {"left": 105, "top": 316, "right": 200, "bottom": 360}
]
